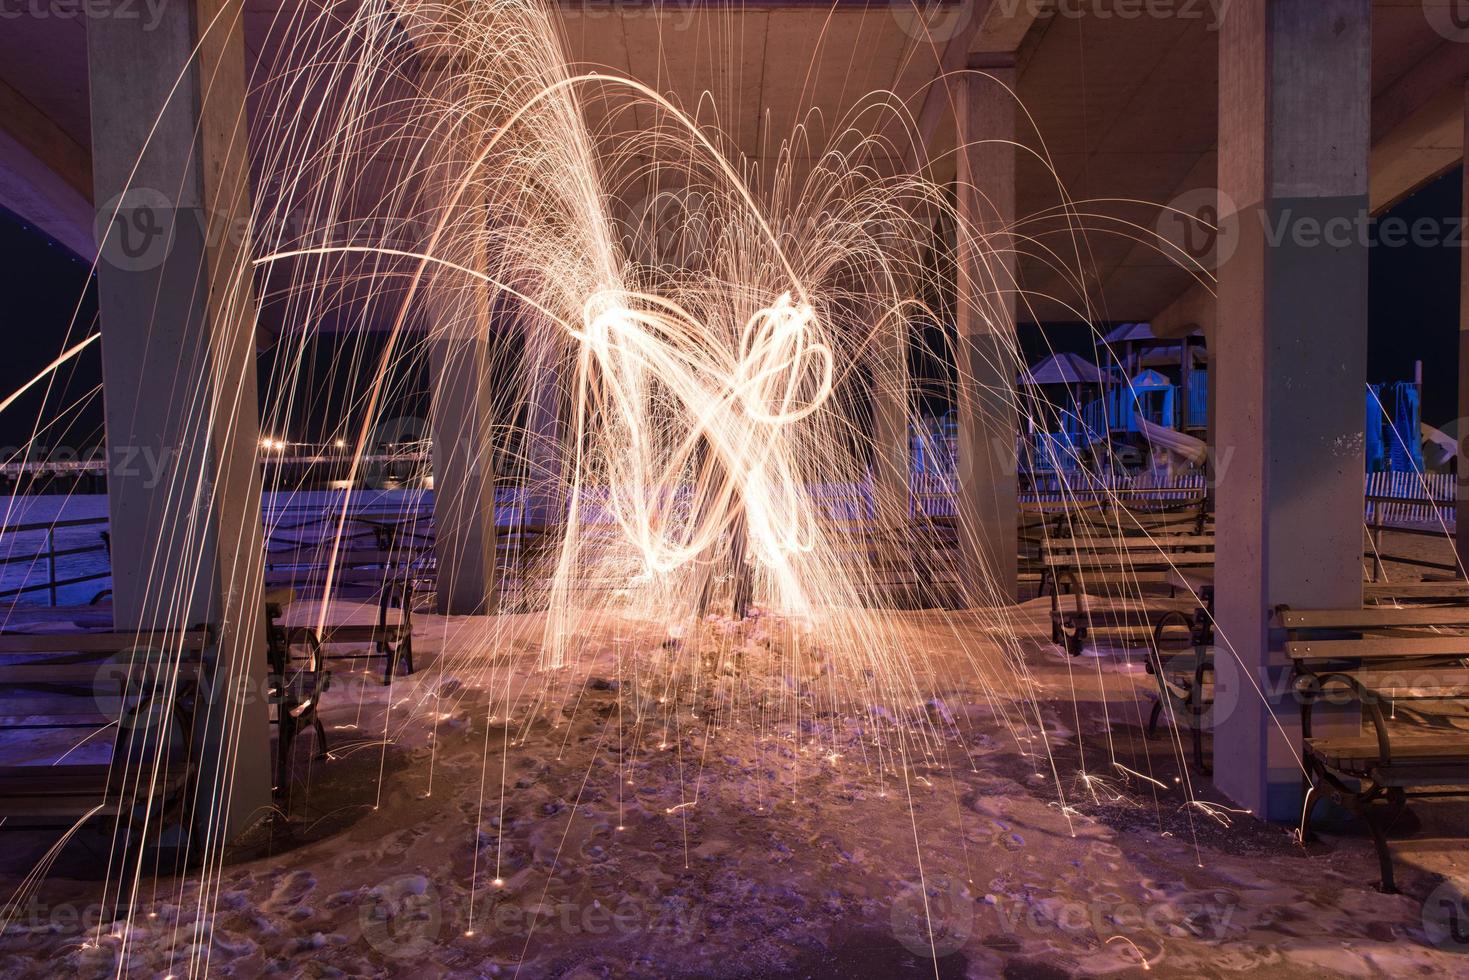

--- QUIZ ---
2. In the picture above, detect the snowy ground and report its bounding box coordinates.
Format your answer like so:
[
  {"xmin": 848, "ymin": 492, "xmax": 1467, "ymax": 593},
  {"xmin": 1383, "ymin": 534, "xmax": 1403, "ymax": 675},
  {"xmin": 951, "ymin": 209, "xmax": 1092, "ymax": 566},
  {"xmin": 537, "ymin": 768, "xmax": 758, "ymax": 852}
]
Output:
[{"xmin": 2, "ymin": 576, "xmax": 1468, "ymax": 980}]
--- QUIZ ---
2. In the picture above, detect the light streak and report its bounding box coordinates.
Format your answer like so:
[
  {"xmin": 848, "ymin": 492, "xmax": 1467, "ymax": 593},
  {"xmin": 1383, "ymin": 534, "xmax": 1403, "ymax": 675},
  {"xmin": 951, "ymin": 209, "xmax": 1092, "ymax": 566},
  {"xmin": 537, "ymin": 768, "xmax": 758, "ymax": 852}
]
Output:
[{"xmin": 0, "ymin": 332, "xmax": 100, "ymax": 417}]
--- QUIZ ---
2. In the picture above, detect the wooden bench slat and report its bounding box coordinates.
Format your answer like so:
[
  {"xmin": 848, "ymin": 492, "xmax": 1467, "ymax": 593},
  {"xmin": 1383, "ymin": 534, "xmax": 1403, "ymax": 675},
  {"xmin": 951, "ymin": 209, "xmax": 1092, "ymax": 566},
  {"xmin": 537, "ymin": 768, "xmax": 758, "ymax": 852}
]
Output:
[
  {"xmin": 1365, "ymin": 582, "xmax": 1469, "ymax": 602},
  {"xmin": 0, "ymin": 662, "xmax": 201, "ymax": 685},
  {"xmin": 1280, "ymin": 608, "xmax": 1469, "ymax": 629},
  {"xmin": 1167, "ymin": 568, "xmax": 1214, "ymax": 589},
  {"xmin": 1374, "ymin": 764, "xmax": 1469, "ymax": 788},
  {"xmin": 1052, "ymin": 571, "xmax": 1177, "ymax": 589},
  {"xmin": 1046, "ymin": 554, "xmax": 1215, "ymax": 570},
  {"xmin": 1307, "ymin": 733, "xmax": 1469, "ymax": 769},
  {"xmin": 1042, "ymin": 547, "xmax": 1215, "ymax": 559},
  {"xmin": 0, "ymin": 696, "xmax": 159, "ymax": 716},
  {"xmin": 0, "ymin": 631, "xmax": 210, "ymax": 654},
  {"xmin": 316, "ymin": 625, "xmax": 406, "ymax": 643},
  {"xmin": 265, "ymin": 571, "xmax": 400, "ymax": 589},
  {"xmin": 0, "ymin": 768, "xmax": 190, "ymax": 817},
  {"xmin": 1287, "ymin": 637, "xmax": 1469, "ymax": 660},
  {"xmin": 1042, "ymin": 534, "xmax": 1215, "ymax": 549},
  {"xmin": 1330, "ymin": 669, "xmax": 1469, "ymax": 699},
  {"xmin": 265, "ymin": 548, "xmax": 428, "ymax": 565},
  {"xmin": 0, "ymin": 604, "xmax": 114, "ymax": 626}
]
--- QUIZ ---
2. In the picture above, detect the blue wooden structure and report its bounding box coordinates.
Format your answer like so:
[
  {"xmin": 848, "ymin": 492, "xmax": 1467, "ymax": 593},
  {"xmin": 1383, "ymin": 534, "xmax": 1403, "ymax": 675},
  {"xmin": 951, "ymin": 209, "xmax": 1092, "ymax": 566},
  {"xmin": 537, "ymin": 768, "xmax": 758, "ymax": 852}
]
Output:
[
  {"xmin": 1096, "ymin": 322, "xmax": 1207, "ymax": 434},
  {"xmin": 1366, "ymin": 381, "xmax": 1423, "ymax": 474},
  {"xmin": 915, "ymin": 325, "xmax": 1426, "ymax": 479},
  {"xmin": 1018, "ymin": 353, "xmax": 1108, "ymax": 472}
]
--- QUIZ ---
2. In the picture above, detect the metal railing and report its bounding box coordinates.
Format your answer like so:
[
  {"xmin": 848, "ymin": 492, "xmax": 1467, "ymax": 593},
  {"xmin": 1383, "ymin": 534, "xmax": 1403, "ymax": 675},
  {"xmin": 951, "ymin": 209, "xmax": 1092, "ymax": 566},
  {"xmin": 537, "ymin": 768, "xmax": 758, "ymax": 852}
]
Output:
[
  {"xmin": 0, "ymin": 474, "xmax": 1462, "ymax": 607},
  {"xmin": 0, "ymin": 516, "xmax": 112, "ymax": 606}
]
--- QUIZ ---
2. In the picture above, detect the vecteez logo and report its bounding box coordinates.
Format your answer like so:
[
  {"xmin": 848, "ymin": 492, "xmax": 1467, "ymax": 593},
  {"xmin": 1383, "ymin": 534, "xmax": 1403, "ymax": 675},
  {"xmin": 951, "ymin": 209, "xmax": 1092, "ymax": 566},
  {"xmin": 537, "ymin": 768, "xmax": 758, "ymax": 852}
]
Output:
[
  {"xmin": 1425, "ymin": 0, "xmax": 1469, "ymax": 42},
  {"xmin": 95, "ymin": 188, "xmax": 177, "ymax": 273}
]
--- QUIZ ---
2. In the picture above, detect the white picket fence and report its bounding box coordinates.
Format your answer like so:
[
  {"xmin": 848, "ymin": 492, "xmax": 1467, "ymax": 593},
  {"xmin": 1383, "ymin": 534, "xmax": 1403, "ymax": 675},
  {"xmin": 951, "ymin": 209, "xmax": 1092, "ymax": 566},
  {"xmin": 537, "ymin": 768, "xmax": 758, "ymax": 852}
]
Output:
[
  {"xmin": 912, "ymin": 471, "xmax": 1209, "ymax": 519},
  {"xmin": 909, "ymin": 469, "xmax": 1457, "ymax": 528},
  {"xmin": 1364, "ymin": 470, "xmax": 1455, "ymax": 528}
]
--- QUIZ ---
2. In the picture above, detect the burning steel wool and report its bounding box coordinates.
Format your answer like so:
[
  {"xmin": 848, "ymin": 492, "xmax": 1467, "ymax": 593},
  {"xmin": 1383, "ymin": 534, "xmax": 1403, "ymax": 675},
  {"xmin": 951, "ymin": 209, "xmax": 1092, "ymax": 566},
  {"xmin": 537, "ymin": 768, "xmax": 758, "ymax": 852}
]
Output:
[{"xmin": 246, "ymin": 0, "xmax": 1032, "ymax": 712}]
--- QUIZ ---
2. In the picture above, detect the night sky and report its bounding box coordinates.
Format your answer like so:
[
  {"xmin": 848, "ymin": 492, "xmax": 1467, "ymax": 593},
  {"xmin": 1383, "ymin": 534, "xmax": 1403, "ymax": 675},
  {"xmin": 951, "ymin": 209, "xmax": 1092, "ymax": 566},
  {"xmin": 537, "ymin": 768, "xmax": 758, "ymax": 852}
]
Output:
[{"xmin": 0, "ymin": 169, "xmax": 1464, "ymax": 451}]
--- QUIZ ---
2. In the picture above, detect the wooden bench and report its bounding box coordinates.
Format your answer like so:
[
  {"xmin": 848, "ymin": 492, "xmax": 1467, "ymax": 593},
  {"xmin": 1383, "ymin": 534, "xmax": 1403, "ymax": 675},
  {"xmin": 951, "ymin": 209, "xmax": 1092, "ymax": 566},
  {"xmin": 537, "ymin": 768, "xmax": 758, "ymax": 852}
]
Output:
[
  {"xmin": 1144, "ymin": 640, "xmax": 1215, "ymax": 772},
  {"xmin": 1140, "ymin": 578, "xmax": 1468, "ymax": 774},
  {"xmin": 261, "ymin": 588, "xmax": 331, "ymax": 793},
  {"xmin": 263, "ymin": 546, "xmax": 419, "ymax": 683},
  {"xmin": 1040, "ymin": 534, "xmax": 1215, "ymax": 656},
  {"xmin": 1045, "ymin": 497, "xmax": 1213, "ymax": 537},
  {"xmin": 1280, "ymin": 604, "xmax": 1469, "ymax": 893},
  {"xmin": 2, "ymin": 592, "xmax": 330, "ymax": 795},
  {"xmin": 0, "ymin": 629, "xmax": 211, "ymax": 843}
]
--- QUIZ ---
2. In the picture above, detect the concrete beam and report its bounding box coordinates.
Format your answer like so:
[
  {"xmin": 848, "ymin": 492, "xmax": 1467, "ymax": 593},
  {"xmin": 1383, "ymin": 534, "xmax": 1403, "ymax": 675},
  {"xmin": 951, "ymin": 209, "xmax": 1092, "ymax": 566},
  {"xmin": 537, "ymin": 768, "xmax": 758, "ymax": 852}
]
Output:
[
  {"xmin": 972, "ymin": 0, "xmax": 1048, "ymax": 54},
  {"xmin": 1364, "ymin": 32, "xmax": 1469, "ymax": 212},
  {"xmin": 1155, "ymin": 23, "xmax": 1461, "ymax": 334},
  {"xmin": 1212, "ymin": 0, "xmax": 1369, "ymax": 821},
  {"xmin": 0, "ymin": 76, "xmax": 91, "ymax": 199},
  {"xmin": 904, "ymin": 0, "xmax": 1048, "ymax": 176},
  {"xmin": 1149, "ymin": 280, "xmax": 1215, "ymax": 341},
  {"xmin": 88, "ymin": 0, "xmax": 274, "ymax": 842},
  {"xmin": 1371, "ymin": 83, "xmax": 1463, "ymax": 213},
  {"xmin": 0, "ymin": 77, "xmax": 94, "ymax": 257},
  {"xmin": 954, "ymin": 57, "xmax": 1019, "ymax": 605}
]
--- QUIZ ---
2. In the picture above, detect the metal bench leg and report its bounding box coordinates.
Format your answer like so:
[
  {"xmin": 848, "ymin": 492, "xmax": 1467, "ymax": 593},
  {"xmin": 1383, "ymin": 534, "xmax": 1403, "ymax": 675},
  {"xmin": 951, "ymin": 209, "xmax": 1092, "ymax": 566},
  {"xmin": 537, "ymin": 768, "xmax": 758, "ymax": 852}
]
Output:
[
  {"xmin": 1191, "ymin": 655, "xmax": 1212, "ymax": 774},
  {"xmin": 276, "ymin": 714, "xmax": 296, "ymax": 795},
  {"xmin": 1064, "ymin": 619, "xmax": 1086, "ymax": 657},
  {"xmin": 1146, "ymin": 697, "xmax": 1163, "ymax": 736},
  {"xmin": 312, "ymin": 714, "xmax": 329, "ymax": 759},
  {"xmin": 399, "ymin": 634, "xmax": 415, "ymax": 676},
  {"xmin": 383, "ymin": 635, "xmax": 414, "ymax": 684},
  {"xmin": 1299, "ymin": 781, "xmax": 1322, "ymax": 843},
  {"xmin": 1049, "ymin": 577, "xmax": 1064, "ymax": 644},
  {"xmin": 1365, "ymin": 805, "xmax": 1399, "ymax": 894}
]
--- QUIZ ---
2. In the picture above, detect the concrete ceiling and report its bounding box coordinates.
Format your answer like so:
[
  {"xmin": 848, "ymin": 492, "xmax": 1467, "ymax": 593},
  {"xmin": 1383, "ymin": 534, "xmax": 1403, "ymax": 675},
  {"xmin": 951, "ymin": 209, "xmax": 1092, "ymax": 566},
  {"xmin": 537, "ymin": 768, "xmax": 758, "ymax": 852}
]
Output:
[{"xmin": 0, "ymin": 0, "xmax": 1465, "ymax": 330}]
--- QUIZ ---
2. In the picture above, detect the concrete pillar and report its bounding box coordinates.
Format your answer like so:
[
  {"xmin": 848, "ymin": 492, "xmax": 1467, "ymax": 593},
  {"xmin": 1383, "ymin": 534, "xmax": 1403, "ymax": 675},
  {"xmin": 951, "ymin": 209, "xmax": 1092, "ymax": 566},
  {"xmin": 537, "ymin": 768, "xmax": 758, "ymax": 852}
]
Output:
[
  {"xmin": 420, "ymin": 59, "xmax": 500, "ymax": 616},
  {"xmin": 954, "ymin": 56, "xmax": 1019, "ymax": 603},
  {"xmin": 871, "ymin": 303, "xmax": 911, "ymax": 525},
  {"xmin": 523, "ymin": 340, "xmax": 566, "ymax": 526},
  {"xmin": 429, "ymin": 332, "xmax": 500, "ymax": 615},
  {"xmin": 1213, "ymin": 0, "xmax": 1369, "ymax": 820},
  {"xmin": 1204, "ymin": 320, "xmax": 1218, "ymax": 512},
  {"xmin": 1457, "ymin": 82, "xmax": 1469, "ymax": 572},
  {"xmin": 87, "ymin": 0, "xmax": 273, "ymax": 840}
]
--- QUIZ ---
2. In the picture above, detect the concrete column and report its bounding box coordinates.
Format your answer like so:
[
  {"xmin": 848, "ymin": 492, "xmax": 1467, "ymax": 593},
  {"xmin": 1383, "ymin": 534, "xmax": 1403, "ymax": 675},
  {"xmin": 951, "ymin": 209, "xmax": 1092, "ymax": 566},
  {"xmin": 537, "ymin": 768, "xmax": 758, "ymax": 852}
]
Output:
[
  {"xmin": 954, "ymin": 56, "xmax": 1019, "ymax": 603},
  {"xmin": 1213, "ymin": 0, "xmax": 1369, "ymax": 820},
  {"xmin": 1204, "ymin": 320, "xmax": 1218, "ymax": 512},
  {"xmin": 1457, "ymin": 82, "xmax": 1469, "ymax": 572},
  {"xmin": 87, "ymin": 0, "xmax": 272, "ymax": 840},
  {"xmin": 523, "ymin": 339, "xmax": 566, "ymax": 526},
  {"xmin": 871, "ymin": 303, "xmax": 911, "ymax": 525},
  {"xmin": 420, "ymin": 60, "xmax": 500, "ymax": 616},
  {"xmin": 429, "ymin": 331, "xmax": 500, "ymax": 615}
]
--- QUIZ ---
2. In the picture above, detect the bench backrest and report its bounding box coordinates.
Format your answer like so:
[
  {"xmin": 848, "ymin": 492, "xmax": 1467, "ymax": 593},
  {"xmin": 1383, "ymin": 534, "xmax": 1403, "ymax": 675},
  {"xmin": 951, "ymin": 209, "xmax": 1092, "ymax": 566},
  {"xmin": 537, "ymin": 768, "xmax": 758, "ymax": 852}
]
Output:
[
  {"xmin": 0, "ymin": 629, "xmax": 211, "ymax": 719},
  {"xmin": 0, "ymin": 629, "xmax": 211, "ymax": 656},
  {"xmin": 1041, "ymin": 536, "xmax": 1215, "ymax": 569},
  {"xmin": 1277, "ymin": 605, "xmax": 1469, "ymax": 666}
]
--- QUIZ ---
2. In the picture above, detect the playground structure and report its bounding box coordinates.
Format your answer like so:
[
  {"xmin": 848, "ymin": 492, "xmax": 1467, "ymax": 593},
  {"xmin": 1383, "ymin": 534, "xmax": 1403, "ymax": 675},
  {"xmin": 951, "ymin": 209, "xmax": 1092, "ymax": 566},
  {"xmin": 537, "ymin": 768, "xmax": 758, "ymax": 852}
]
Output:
[{"xmin": 1005, "ymin": 326, "xmax": 1428, "ymax": 480}]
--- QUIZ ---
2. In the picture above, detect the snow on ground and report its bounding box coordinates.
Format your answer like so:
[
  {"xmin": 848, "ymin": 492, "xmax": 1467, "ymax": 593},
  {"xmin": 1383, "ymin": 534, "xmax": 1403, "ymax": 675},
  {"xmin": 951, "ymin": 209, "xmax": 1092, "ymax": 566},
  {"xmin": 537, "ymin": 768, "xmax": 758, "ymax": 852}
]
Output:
[{"xmin": 1, "ymin": 587, "xmax": 1468, "ymax": 978}]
